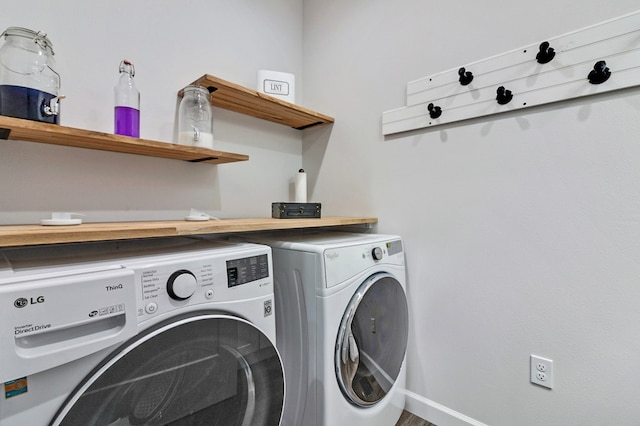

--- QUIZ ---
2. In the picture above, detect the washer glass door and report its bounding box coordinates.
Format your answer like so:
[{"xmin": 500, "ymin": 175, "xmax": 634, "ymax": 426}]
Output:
[
  {"xmin": 335, "ymin": 273, "xmax": 408, "ymax": 407},
  {"xmin": 50, "ymin": 312, "xmax": 284, "ymax": 426}
]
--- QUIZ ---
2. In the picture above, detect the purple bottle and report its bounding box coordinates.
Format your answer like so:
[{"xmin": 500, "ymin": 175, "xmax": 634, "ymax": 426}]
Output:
[{"xmin": 114, "ymin": 60, "xmax": 140, "ymax": 137}]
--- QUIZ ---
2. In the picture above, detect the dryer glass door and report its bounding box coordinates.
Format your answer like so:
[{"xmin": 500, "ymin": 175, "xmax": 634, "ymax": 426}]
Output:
[
  {"xmin": 335, "ymin": 273, "xmax": 408, "ymax": 407},
  {"xmin": 50, "ymin": 312, "xmax": 284, "ymax": 426}
]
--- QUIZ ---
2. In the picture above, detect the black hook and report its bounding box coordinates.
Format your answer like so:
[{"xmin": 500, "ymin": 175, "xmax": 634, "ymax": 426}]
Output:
[
  {"xmin": 458, "ymin": 67, "xmax": 474, "ymax": 86},
  {"xmin": 588, "ymin": 60, "xmax": 611, "ymax": 84},
  {"xmin": 427, "ymin": 103, "xmax": 442, "ymax": 119},
  {"xmin": 536, "ymin": 41, "xmax": 555, "ymax": 64},
  {"xmin": 496, "ymin": 86, "xmax": 513, "ymax": 105}
]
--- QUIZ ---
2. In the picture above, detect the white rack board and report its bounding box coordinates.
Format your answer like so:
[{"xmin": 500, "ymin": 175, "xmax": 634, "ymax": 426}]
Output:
[{"xmin": 382, "ymin": 10, "xmax": 640, "ymax": 136}]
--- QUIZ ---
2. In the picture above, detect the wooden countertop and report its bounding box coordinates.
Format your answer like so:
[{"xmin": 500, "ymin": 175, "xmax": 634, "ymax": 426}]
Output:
[{"xmin": 0, "ymin": 217, "xmax": 378, "ymax": 247}]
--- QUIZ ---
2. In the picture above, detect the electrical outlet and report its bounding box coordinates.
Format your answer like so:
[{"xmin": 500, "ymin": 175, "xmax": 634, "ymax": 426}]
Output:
[{"xmin": 531, "ymin": 355, "xmax": 554, "ymax": 389}]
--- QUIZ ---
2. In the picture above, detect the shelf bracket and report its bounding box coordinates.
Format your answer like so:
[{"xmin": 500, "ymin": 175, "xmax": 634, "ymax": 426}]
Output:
[
  {"xmin": 295, "ymin": 121, "xmax": 324, "ymax": 130},
  {"xmin": 189, "ymin": 156, "xmax": 219, "ymax": 163},
  {"xmin": 0, "ymin": 127, "xmax": 11, "ymax": 140}
]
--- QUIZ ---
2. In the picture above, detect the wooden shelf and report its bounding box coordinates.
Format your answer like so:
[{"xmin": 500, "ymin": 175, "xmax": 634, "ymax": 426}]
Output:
[
  {"xmin": 0, "ymin": 116, "xmax": 249, "ymax": 164},
  {"xmin": 0, "ymin": 217, "xmax": 378, "ymax": 247},
  {"xmin": 185, "ymin": 74, "xmax": 334, "ymax": 130},
  {"xmin": 0, "ymin": 77, "xmax": 345, "ymax": 248}
]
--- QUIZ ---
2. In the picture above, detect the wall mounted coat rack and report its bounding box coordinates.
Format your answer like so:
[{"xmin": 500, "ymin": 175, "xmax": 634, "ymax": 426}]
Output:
[{"xmin": 382, "ymin": 10, "xmax": 640, "ymax": 136}]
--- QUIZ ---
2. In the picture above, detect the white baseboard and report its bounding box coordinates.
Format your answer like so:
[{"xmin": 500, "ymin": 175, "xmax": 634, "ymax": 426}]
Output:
[{"xmin": 403, "ymin": 390, "xmax": 489, "ymax": 426}]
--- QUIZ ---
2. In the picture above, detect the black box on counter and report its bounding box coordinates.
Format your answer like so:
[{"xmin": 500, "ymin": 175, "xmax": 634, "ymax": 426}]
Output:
[{"xmin": 272, "ymin": 202, "xmax": 321, "ymax": 219}]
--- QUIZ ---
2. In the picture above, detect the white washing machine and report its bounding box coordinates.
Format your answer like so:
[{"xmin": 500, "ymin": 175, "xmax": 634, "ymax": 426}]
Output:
[
  {"xmin": 0, "ymin": 237, "xmax": 285, "ymax": 425},
  {"xmin": 246, "ymin": 231, "xmax": 408, "ymax": 426}
]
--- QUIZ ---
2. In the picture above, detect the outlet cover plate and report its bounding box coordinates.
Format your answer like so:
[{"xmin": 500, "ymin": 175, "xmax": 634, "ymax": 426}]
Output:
[{"xmin": 531, "ymin": 355, "xmax": 554, "ymax": 389}]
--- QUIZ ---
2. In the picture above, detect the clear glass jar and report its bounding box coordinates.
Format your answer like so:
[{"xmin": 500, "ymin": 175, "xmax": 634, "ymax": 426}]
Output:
[
  {"xmin": 0, "ymin": 27, "xmax": 63, "ymax": 124},
  {"xmin": 178, "ymin": 85, "xmax": 213, "ymax": 148}
]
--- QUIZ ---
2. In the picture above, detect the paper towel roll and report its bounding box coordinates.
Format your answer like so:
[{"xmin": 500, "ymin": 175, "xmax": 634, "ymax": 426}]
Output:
[{"xmin": 294, "ymin": 169, "xmax": 307, "ymax": 202}]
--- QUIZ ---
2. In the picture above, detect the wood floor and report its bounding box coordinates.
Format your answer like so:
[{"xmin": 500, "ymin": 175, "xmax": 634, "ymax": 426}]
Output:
[{"xmin": 395, "ymin": 410, "xmax": 436, "ymax": 426}]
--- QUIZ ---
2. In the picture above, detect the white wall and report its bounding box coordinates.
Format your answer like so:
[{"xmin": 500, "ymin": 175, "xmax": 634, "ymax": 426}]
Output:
[
  {"xmin": 302, "ymin": 1, "xmax": 640, "ymax": 425},
  {"xmin": 4, "ymin": 2, "xmax": 640, "ymax": 425},
  {"xmin": 1, "ymin": 0, "xmax": 304, "ymax": 224}
]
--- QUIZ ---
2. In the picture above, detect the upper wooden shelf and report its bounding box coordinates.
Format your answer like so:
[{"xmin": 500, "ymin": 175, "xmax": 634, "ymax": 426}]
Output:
[
  {"xmin": 0, "ymin": 217, "xmax": 378, "ymax": 247},
  {"xmin": 0, "ymin": 116, "xmax": 248, "ymax": 164},
  {"xmin": 185, "ymin": 74, "xmax": 334, "ymax": 130}
]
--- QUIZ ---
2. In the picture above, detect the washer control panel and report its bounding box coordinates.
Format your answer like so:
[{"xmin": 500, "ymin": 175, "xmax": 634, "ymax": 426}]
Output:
[
  {"xmin": 226, "ymin": 254, "xmax": 269, "ymax": 288},
  {"xmin": 324, "ymin": 238, "xmax": 404, "ymax": 288},
  {"xmin": 140, "ymin": 259, "xmax": 214, "ymax": 309},
  {"xmin": 134, "ymin": 249, "xmax": 272, "ymax": 319}
]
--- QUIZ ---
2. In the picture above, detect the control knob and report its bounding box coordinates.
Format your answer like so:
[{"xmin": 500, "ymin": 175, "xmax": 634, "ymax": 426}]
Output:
[
  {"xmin": 167, "ymin": 270, "xmax": 197, "ymax": 300},
  {"xmin": 371, "ymin": 246, "xmax": 383, "ymax": 261}
]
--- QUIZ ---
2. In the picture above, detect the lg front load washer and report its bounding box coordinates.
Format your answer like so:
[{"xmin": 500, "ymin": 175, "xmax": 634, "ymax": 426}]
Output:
[
  {"xmin": 0, "ymin": 237, "xmax": 284, "ymax": 426},
  {"xmin": 246, "ymin": 231, "xmax": 408, "ymax": 426}
]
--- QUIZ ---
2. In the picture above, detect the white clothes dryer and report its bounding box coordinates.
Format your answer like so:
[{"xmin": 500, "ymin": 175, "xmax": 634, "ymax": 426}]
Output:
[
  {"xmin": 246, "ymin": 231, "xmax": 408, "ymax": 426},
  {"xmin": 0, "ymin": 237, "xmax": 284, "ymax": 426}
]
